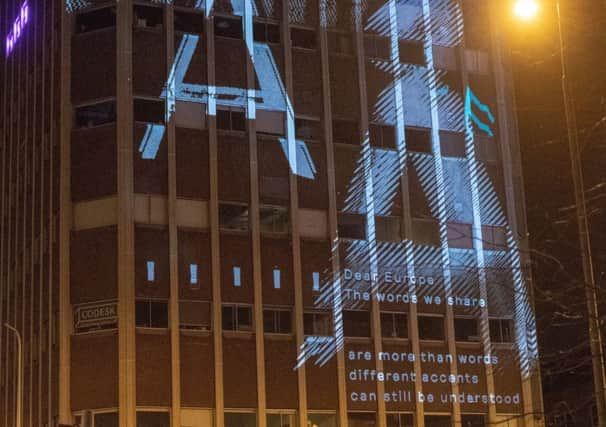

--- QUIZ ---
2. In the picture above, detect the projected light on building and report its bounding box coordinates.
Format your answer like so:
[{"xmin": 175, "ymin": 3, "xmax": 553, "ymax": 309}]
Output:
[{"xmin": 5, "ymin": 1, "xmax": 29, "ymax": 57}]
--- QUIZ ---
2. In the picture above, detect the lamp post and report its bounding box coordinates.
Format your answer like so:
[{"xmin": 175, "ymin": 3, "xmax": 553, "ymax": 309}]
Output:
[
  {"xmin": 513, "ymin": 0, "xmax": 606, "ymax": 424},
  {"xmin": 4, "ymin": 323, "xmax": 22, "ymax": 427}
]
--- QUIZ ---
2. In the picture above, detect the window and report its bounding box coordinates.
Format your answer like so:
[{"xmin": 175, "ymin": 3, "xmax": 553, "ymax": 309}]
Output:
[
  {"xmin": 219, "ymin": 203, "xmax": 249, "ymax": 231},
  {"xmin": 259, "ymin": 205, "xmax": 289, "ymax": 234},
  {"xmin": 134, "ymin": 98, "xmax": 165, "ymax": 123},
  {"xmin": 180, "ymin": 300, "xmax": 211, "ymax": 331},
  {"xmin": 295, "ymin": 117, "xmax": 322, "ymax": 140},
  {"xmin": 406, "ymin": 127, "xmax": 432, "ymax": 154},
  {"xmin": 304, "ymin": 311, "xmax": 332, "ymax": 336},
  {"xmin": 370, "ymin": 123, "xmax": 396, "ymax": 149},
  {"xmin": 418, "ymin": 315, "xmax": 444, "ymax": 341},
  {"xmin": 263, "ymin": 309, "xmax": 292, "ymax": 334},
  {"xmin": 454, "ymin": 317, "xmax": 479, "ymax": 342},
  {"xmin": 440, "ymin": 131, "xmax": 466, "ymax": 158},
  {"xmin": 75, "ymin": 7, "xmax": 116, "ymax": 34},
  {"xmin": 328, "ymin": 31, "xmax": 354, "ymax": 55},
  {"xmin": 222, "ymin": 304, "xmax": 253, "ymax": 331},
  {"xmin": 375, "ymin": 216, "xmax": 402, "ymax": 242},
  {"xmin": 225, "ymin": 413, "xmax": 256, "ymax": 427},
  {"xmin": 74, "ymin": 100, "xmax": 116, "ymax": 128},
  {"xmin": 308, "ymin": 414, "xmax": 336, "ymax": 427},
  {"xmin": 381, "ymin": 312, "xmax": 407, "ymax": 339},
  {"xmin": 215, "ymin": 16, "xmax": 243, "ymax": 39},
  {"xmin": 217, "ymin": 108, "xmax": 246, "ymax": 131},
  {"xmin": 291, "ymin": 27, "xmax": 316, "ymax": 49},
  {"xmin": 424, "ymin": 416, "xmax": 451, "ymax": 427},
  {"xmin": 338, "ymin": 213, "xmax": 366, "ymax": 240},
  {"xmin": 267, "ymin": 414, "xmax": 295, "ymax": 427},
  {"xmin": 343, "ymin": 310, "xmax": 371, "ymax": 337},
  {"xmin": 447, "ymin": 222, "xmax": 474, "ymax": 249},
  {"xmin": 482, "ymin": 225, "xmax": 507, "ymax": 250},
  {"xmin": 333, "ymin": 118, "xmax": 359, "ymax": 145},
  {"xmin": 254, "ymin": 21, "xmax": 281, "ymax": 44},
  {"xmin": 135, "ymin": 300, "xmax": 169, "ymax": 328},
  {"xmin": 490, "ymin": 318, "xmax": 513, "ymax": 343},
  {"xmin": 175, "ymin": 11, "xmax": 203, "ymax": 34},
  {"xmin": 461, "ymin": 414, "xmax": 485, "ymax": 427},
  {"xmin": 188, "ymin": 264, "xmax": 199, "ymax": 288},
  {"xmin": 146, "ymin": 260, "xmax": 156, "ymax": 283},
  {"xmin": 410, "ymin": 218, "xmax": 440, "ymax": 246},
  {"xmin": 95, "ymin": 412, "xmax": 119, "ymax": 427},
  {"xmin": 399, "ymin": 40, "xmax": 425, "ymax": 65},
  {"xmin": 133, "ymin": 5, "xmax": 164, "ymax": 29},
  {"xmin": 137, "ymin": 411, "xmax": 170, "ymax": 427},
  {"xmin": 386, "ymin": 414, "xmax": 413, "ymax": 427},
  {"xmin": 176, "ymin": 101, "xmax": 206, "ymax": 129},
  {"xmin": 348, "ymin": 413, "xmax": 375, "ymax": 427},
  {"xmin": 364, "ymin": 34, "xmax": 390, "ymax": 60}
]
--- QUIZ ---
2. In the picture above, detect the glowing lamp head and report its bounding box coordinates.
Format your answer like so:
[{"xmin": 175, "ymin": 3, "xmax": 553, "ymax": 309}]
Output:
[{"xmin": 514, "ymin": 0, "xmax": 540, "ymax": 21}]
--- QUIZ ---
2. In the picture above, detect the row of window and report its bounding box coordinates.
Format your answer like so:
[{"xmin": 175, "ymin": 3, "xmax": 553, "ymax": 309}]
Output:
[
  {"xmin": 74, "ymin": 409, "xmax": 488, "ymax": 427},
  {"xmin": 130, "ymin": 300, "xmax": 513, "ymax": 343}
]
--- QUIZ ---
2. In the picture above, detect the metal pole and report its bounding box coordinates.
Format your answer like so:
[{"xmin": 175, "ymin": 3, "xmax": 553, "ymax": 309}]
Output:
[
  {"xmin": 556, "ymin": 0, "xmax": 606, "ymax": 423},
  {"xmin": 4, "ymin": 323, "xmax": 22, "ymax": 427}
]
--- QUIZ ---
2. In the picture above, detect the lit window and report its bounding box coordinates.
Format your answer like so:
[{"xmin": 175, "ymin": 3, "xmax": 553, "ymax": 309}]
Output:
[
  {"xmin": 189, "ymin": 263, "xmax": 199, "ymax": 287},
  {"xmin": 263, "ymin": 309, "xmax": 292, "ymax": 334},
  {"xmin": 222, "ymin": 304, "xmax": 253, "ymax": 332},
  {"xmin": 312, "ymin": 271, "xmax": 320, "ymax": 291},
  {"xmin": 233, "ymin": 266, "xmax": 241, "ymax": 287},
  {"xmin": 146, "ymin": 261, "xmax": 155, "ymax": 283},
  {"xmin": 273, "ymin": 269, "xmax": 281, "ymax": 289}
]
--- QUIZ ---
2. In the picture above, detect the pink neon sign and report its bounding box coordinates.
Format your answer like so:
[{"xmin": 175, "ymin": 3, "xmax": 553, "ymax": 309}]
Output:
[{"xmin": 5, "ymin": 1, "xmax": 29, "ymax": 57}]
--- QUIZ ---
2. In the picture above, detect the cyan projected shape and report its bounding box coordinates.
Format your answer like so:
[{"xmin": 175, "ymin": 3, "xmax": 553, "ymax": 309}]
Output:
[{"xmin": 465, "ymin": 86, "xmax": 496, "ymax": 137}]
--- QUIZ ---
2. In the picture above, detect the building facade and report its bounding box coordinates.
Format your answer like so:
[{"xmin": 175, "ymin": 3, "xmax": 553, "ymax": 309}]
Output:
[{"xmin": 0, "ymin": 0, "xmax": 544, "ymax": 427}]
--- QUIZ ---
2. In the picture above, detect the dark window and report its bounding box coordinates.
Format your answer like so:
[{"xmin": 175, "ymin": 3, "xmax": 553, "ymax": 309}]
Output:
[
  {"xmin": 399, "ymin": 40, "xmax": 425, "ymax": 65},
  {"xmin": 295, "ymin": 117, "xmax": 322, "ymax": 140},
  {"xmin": 327, "ymin": 31, "xmax": 354, "ymax": 55},
  {"xmin": 74, "ymin": 100, "xmax": 116, "ymax": 128},
  {"xmin": 75, "ymin": 7, "xmax": 116, "ymax": 34},
  {"xmin": 175, "ymin": 11, "xmax": 203, "ymax": 34},
  {"xmin": 180, "ymin": 301, "xmax": 211, "ymax": 331},
  {"xmin": 406, "ymin": 127, "xmax": 432, "ymax": 153},
  {"xmin": 348, "ymin": 413, "xmax": 375, "ymax": 427},
  {"xmin": 424, "ymin": 416, "xmax": 451, "ymax": 427},
  {"xmin": 333, "ymin": 118, "xmax": 359, "ymax": 145},
  {"xmin": 137, "ymin": 412, "xmax": 170, "ymax": 427},
  {"xmin": 447, "ymin": 222, "xmax": 474, "ymax": 249},
  {"xmin": 222, "ymin": 304, "xmax": 253, "ymax": 331},
  {"xmin": 225, "ymin": 413, "xmax": 256, "ymax": 427},
  {"xmin": 454, "ymin": 317, "xmax": 479, "ymax": 342},
  {"xmin": 386, "ymin": 414, "xmax": 413, "ymax": 427},
  {"xmin": 95, "ymin": 412, "xmax": 119, "ymax": 427},
  {"xmin": 215, "ymin": 16, "xmax": 243, "ymax": 39},
  {"xmin": 364, "ymin": 34, "xmax": 390, "ymax": 60},
  {"xmin": 490, "ymin": 318, "xmax": 513, "ymax": 343},
  {"xmin": 134, "ymin": 98, "xmax": 165, "ymax": 123},
  {"xmin": 133, "ymin": 5, "xmax": 164, "ymax": 29},
  {"xmin": 217, "ymin": 109, "xmax": 246, "ymax": 131},
  {"xmin": 440, "ymin": 130, "xmax": 466, "ymax": 157},
  {"xmin": 219, "ymin": 203, "xmax": 250, "ymax": 231},
  {"xmin": 461, "ymin": 414, "xmax": 485, "ymax": 427},
  {"xmin": 135, "ymin": 300, "xmax": 169, "ymax": 328},
  {"xmin": 343, "ymin": 310, "xmax": 371, "ymax": 337},
  {"xmin": 338, "ymin": 213, "xmax": 366, "ymax": 240},
  {"xmin": 370, "ymin": 123, "xmax": 396, "ymax": 149},
  {"xmin": 259, "ymin": 205, "xmax": 290, "ymax": 234},
  {"xmin": 418, "ymin": 315, "xmax": 444, "ymax": 341},
  {"xmin": 410, "ymin": 218, "xmax": 440, "ymax": 246},
  {"xmin": 380, "ymin": 312, "xmax": 407, "ymax": 339},
  {"xmin": 291, "ymin": 27, "xmax": 316, "ymax": 49},
  {"xmin": 482, "ymin": 225, "xmax": 507, "ymax": 250},
  {"xmin": 254, "ymin": 21, "xmax": 281, "ymax": 44},
  {"xmin": 375, "ymin": 216, "xmax": 402, "ymax": 242},
  {"xmin": 304, "ymin": 312, "xmax": 332, "ymax": 336},
  {"xmin": 263, "ymin": 309, "xmax": 292, "ymax": 334}
]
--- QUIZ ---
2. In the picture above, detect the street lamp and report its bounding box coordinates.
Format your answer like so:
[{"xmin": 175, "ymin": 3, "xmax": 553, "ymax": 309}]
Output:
[
  {"xmin": 4, "ymin": 323, "xmax": 22, "ymax": 427},
  {"xmin": 513, "ymin": 0, "xmax": 606, "ymax": 424}
]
